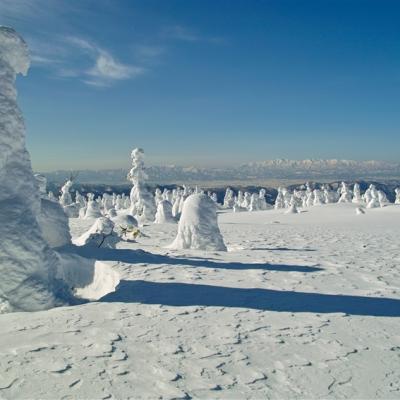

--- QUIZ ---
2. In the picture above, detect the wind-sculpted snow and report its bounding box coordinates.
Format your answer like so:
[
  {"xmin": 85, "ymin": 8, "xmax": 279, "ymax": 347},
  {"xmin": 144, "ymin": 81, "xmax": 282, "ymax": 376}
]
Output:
[
  {"xmin": 0, "ymin": 203, "xmax": 399, "ymax": 398},
  {"xmin": 0, "ymin": 27, "xmax": 70, "ymax": 312}
]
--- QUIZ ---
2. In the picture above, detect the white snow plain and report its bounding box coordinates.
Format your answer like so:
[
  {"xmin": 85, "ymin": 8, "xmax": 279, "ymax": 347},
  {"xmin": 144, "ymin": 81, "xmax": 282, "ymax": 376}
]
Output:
[{"xmin": 0, "ymin": 203, "xmax": 400, "ymax": 398}]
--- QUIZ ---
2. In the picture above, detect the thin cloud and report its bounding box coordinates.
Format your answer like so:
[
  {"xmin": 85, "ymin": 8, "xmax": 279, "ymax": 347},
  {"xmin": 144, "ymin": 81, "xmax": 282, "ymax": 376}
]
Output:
[
  {"xmin": 66, "ymin": 36, "xmax": 145, "ymax": 86},
  {"xmin": 164, "ymin": 25, "xmax": 225, "ymax": 44}
]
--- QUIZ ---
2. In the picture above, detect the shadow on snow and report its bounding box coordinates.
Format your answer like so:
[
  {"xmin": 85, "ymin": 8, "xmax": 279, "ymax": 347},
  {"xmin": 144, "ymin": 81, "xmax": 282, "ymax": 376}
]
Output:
[
  {"xmin": 67, "ymin": 245, "xmax": 322, "ymax": 273},
  {"xmin": 100, "ymin": 280, "xmax": 400, "ymax": 317}
]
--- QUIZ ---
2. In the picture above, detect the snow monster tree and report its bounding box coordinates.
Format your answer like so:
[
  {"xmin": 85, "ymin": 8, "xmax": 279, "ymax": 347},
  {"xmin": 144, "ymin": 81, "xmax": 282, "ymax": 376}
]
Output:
[{"xmin": 0, "ymin": 27, "xmax": 67, "ymax": 312}]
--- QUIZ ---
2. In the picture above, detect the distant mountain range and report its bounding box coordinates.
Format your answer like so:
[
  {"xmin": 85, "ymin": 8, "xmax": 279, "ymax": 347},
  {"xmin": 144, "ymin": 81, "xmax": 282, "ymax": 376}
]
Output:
[{"xmin": 41, "ymin": 159, "xmax": 400, "ymax": 185}]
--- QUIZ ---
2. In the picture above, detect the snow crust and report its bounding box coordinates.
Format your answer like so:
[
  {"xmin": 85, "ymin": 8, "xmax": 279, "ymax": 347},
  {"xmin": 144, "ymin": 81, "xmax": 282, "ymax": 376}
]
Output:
[{"xmin": 1, "ymin": 203, "xmax": 399, "ymax": 398}]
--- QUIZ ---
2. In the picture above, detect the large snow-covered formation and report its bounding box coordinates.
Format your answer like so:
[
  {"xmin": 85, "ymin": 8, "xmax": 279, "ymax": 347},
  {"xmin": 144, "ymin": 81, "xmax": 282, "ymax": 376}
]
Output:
[
  {"xmin": 0, "ymin": 27, "xmax": 68, "ymax": 312},
  {"xmin": 170, "ymin": 193, "xmax": 227, "ymax": 251},
  {"xmin": 127, "ymin": 148, "xmax": 156, "ymax": 223}
]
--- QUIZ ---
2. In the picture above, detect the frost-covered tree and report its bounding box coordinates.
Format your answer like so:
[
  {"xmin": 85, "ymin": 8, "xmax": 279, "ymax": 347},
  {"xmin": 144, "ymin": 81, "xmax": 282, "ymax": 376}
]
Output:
[
  {"xmin": 274, "ymin": 188, "xmax": 285, "ymax": 209},
  {"xmin": 366, "ymin": 185, "xmax": 380, "ymax": 209},
  {"xmin": 223, "ymin": 188, "xmax": 235, "ymax": 208},
  {"xmin": 169, "ymin": 194, "xmax": 226, "ymax": 251},
  {"xmin": 395, "ymin": 188, "xmax": 400, "ymax": 204},
  {"xmin": 378, "ymin": 190, "xmax": 389, "ymax": 207},
  {"xmin": 35, "ymin": 175, "xmax": 71, "ymax": 249},
  {"xmin": 313, "ymin": 189, "xmax": 324, "ymax": 206},
  {"xmin": 154, "ymin": 200, "xmax": 175, "ymax": 223},
  {"xmin": 75, "ymin": 191, "xmax": 86, "ymax": 208},
  {"xmin": 127, "ymin": 148, "xmax": 156, "ymax": 223},
  {"xmin": 285, "ymin": 196, "xmax": 299, "ymax": 214},
  {"xmin": 154, "ymin": 188, "xmax": 163, "ymax": 206},
  {"xmin": 84, "ymin": 193, "xmax": 103, "ymax": 219},
  {"xmin": 249, "ymin": 193, "xmax": 259, "ymax": 211},
  {"xmin": 338, "ymin": 182, "xmax": 352, "ymax": 203},
  {"xmin": 352, "ymin": 183, "xmax": 362, "ymax": 204},
  {"xmin": 0, "ymin": 27, "xmax": 70, "ymax": 312},
  {"xmin": 59, "ymin": 179, "xmax": 73, "ymax": 207},
  {"xmin": 305, "ymin": 190, "xmax": 314, "ymax": 207},
  {"xmin": 258, "ymin": 188, "xmax": 269, "ymax": 210}
]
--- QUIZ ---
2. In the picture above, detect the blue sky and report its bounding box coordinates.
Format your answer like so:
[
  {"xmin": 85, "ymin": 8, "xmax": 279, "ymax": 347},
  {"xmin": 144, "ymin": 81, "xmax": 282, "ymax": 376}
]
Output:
[{"xmin": 1, "ymin": 0, "xmax": 399, "ymax": 171}]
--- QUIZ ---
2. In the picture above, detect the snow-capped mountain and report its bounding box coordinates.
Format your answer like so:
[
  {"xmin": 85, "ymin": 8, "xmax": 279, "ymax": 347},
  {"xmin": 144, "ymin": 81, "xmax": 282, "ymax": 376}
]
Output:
[{"xmin": 41, "ymin": 159, "xmax": 400, "ymax": 184}]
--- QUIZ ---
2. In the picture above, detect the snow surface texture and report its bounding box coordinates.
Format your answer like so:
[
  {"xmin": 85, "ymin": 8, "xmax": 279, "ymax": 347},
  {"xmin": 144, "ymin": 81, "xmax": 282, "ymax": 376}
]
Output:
[
  {"xmin": 0, "ymin": 203, "xmax": 399, "ymax": 398},
  {"xmin": 0, "ymin": 27, "xmax": 68, "ymax": 312},
  {"xmin": 170, "ymin": 193, "xmax": 227, "ymax": 251}
]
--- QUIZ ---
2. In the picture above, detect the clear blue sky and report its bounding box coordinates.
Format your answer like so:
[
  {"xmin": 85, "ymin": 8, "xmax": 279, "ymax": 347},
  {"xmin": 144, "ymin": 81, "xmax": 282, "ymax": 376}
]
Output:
[{"xmin": 2, "ymin": 0, "xmax": 399, "ymax": 171}]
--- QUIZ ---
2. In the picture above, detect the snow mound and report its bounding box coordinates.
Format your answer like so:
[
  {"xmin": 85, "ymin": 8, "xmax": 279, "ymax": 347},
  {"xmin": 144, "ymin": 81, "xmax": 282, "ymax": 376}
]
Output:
[
  {"xmin": 169, "ymin": 194, "xmax": 227, "ymax": 251},
  {"xmin": 112, "ymin": 213, "xmax": 138, "ymax": 235},
  {"xmin": 74, "ymin": 217, "xmax": 119, "ymax": 248}
]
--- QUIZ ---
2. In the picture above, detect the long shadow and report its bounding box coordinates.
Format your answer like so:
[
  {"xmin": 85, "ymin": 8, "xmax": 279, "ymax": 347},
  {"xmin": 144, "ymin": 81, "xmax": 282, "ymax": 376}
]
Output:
[
  {"xmin": 64, "ymin": 245, "xmax": 322, "ymax": 273},
  {"xmin": 249, "ymin": 247, "xmax": 316, "ymax": 252},
  {"xmin": 100, "ymin": 280, "xmax": 400, "ymax": 317}
]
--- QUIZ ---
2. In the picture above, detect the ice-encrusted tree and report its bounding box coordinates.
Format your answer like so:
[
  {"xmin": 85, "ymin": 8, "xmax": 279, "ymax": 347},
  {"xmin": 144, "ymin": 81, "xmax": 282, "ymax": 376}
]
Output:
[
  {"xmin": 274, "ymin": 188, "xmax": 285, "ymax": 209},
  {"xmin": 366, "ymin": 185, "xmax": 380, "ymax": 209},
  {"xmin": 84, "ymin": 193, "xmax": 103, "ymax": 219},
  {"xmin": 313, "ymin": 189, "xmax": 324, "ymax": 206},
  {"xmin": 223, "ymin": 188, "xmax": 235, "ymax": 208},
  {"xmin": 395, "ymin": 188, "xmax": 400, "ymax": 204},
  {"xmin": 127, "ymin": 148, "xmax": 156, "ymax": 223},
  {"xmin": 59, "ymin": 179, "xmax": 73, "ymax": 207},
  {"xmin": 378, "ymin": 190, "xmax": 389, "ymax": 207},
  {"xmin": 338, "ymin": 182, "xmax": 352, "ymax": 203},
  {"xmin": 285, "ymin": 196, "xmax": 299, "ymax": 214},
  {"xmin": 170, "ymin": 194, "xmax": 227, "ymax": 251},
  {"xmin": 0, "ymin": 27, "xmax": 69, "ymax": 312},
  {"xmin": 35, "ymin": 175, "xmax": 71, "ymax": 249},
  {"xmin": 154, "ymin": 200, "xmax": 175, "ymax": 223},
  {"xmin": 258, "ymin": 188, "xmax": 269, "ymax": 210},
  {"xmin": 352, "ymin": 183, "xmax": 362, "ymax": 204}
]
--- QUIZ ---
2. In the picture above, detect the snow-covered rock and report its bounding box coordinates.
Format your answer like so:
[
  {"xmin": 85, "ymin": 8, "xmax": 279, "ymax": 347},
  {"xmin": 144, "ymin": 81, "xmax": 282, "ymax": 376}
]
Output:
[{"xmin": 169, "ymin": 194, "xmax": 227, "ymax": 251}]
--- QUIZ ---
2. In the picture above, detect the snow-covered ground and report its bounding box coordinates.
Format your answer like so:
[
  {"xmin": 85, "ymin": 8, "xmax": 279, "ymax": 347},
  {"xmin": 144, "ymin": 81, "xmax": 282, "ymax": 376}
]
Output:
[{"xmin": 1, "ymin": 203, "xmax": 400, "ymax": 399}]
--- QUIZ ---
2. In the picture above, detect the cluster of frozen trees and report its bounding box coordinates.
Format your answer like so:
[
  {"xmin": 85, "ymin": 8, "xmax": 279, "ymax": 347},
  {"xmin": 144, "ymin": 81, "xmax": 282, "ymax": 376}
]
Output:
[
  {"xmin": 223, "ymin": 188, "xmax": 271, "ymax": 212},
  {"xmin": 271, "ymin": 182, "xmax": 397, "ymax": 212}
]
